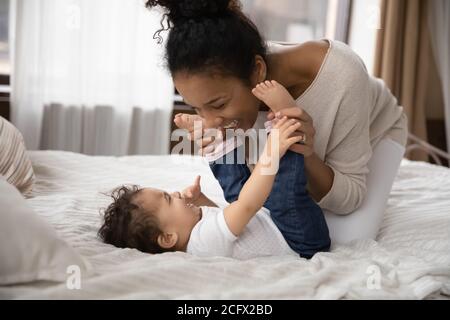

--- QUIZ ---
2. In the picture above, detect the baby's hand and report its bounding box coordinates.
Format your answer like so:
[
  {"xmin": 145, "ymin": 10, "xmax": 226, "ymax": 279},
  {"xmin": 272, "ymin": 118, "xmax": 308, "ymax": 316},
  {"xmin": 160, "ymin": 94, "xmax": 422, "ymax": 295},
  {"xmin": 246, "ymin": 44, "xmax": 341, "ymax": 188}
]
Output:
[
  {"xmin": 181, "ymin": 175, "xmax": 202, "ymax": 203},
  {"xmin": 267, "ymin": 117, "xmax": 303, "ymax": 158}
]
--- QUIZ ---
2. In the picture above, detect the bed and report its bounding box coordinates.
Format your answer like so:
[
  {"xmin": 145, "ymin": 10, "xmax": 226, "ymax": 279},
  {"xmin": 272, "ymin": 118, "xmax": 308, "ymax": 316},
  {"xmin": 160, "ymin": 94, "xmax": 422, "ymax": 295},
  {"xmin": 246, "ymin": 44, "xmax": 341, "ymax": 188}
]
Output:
[{"xmin": 1, "ymin": 150, "xmax": 449, "ymax": 299}]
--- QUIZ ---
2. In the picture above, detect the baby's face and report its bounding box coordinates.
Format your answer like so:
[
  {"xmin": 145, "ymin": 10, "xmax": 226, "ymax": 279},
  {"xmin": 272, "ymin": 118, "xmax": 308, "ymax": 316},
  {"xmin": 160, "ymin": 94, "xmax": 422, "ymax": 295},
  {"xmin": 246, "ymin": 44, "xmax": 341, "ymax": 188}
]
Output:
[{"xmin": 134, "ymin": 188, "xmax": 202, "ymax": 238}]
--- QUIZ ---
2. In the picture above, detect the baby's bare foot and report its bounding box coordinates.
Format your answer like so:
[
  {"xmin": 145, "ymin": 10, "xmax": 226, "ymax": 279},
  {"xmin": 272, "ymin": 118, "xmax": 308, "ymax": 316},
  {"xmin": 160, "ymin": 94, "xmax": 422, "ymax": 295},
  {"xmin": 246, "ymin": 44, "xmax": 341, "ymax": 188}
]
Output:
[
  {"xmin": 252, "ymin": 80, "xmax": 297, "ymax": 113},
  {"xmin": 174, "ymin": 113, "xmax": 202, "ymax": 130}
]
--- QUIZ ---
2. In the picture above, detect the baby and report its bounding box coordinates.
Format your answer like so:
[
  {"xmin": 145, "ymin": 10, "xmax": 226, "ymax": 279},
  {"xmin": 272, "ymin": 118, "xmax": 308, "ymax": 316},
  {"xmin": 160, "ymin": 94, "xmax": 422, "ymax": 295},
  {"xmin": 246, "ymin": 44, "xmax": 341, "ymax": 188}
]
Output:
[{"xmin": 99, "ymin": 82, "xmax": 330, "ymax": 259}]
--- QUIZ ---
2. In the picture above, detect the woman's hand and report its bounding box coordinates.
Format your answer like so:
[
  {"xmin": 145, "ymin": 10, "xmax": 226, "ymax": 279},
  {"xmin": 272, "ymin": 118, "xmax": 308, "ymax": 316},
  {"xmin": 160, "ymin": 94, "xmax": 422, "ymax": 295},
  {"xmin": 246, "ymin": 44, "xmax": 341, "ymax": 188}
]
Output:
[
  {"xmin": 266, "ymin": 117, "xmax": 303, "ymax": 159},
  {"xmin": 267, "ymin": 107, "xmax": 316, "ymax": 158},
  {"xmin": 174, "ymin": 113, "xmax": 221, "ymax": 156},
  {"xmin": 181, "ymin": 175, "xmax": 202, "ymax": 203}
]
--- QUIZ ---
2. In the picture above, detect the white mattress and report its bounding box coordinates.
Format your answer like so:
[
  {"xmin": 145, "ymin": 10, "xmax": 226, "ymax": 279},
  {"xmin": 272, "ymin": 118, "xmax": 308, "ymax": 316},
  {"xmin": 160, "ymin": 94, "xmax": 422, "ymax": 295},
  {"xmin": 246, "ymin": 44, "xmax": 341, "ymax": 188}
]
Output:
[{"xmin": 1, "ymin": 151, "xmax": 450, "ymax": 299}]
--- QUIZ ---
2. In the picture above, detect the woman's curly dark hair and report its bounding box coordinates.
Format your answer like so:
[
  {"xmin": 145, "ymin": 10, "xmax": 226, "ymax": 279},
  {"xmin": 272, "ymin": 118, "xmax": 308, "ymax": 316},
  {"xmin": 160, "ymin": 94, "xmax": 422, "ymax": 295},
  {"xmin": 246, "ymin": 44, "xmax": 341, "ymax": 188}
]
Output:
[
  {"xmin": 98, "ymin": 185, "xmax": 168, "ymax": 254},
  {"xmin": 146, "ymin": 0, "xmax": 267, "ymax": 86}
]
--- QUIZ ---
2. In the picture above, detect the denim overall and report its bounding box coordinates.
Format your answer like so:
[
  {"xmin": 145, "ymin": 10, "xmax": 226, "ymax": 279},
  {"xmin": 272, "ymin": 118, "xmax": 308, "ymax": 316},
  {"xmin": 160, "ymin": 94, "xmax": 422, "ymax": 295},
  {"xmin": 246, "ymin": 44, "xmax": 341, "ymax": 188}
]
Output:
[{"xmin": 209, "ymin": 145, "xmax": 331, "ymax": 259}]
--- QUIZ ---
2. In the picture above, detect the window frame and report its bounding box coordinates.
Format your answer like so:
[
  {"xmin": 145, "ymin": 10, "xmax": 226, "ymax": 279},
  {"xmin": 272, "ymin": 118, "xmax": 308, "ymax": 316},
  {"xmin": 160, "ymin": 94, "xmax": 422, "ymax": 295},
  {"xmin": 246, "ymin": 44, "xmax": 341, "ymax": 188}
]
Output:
[
  {"xmin": 326, "ymin": 0, "xmax": 353, "ymax": 43},
  {"xmin": 0, "ymin": 74, "xmax": 10, "ymax": 121}
]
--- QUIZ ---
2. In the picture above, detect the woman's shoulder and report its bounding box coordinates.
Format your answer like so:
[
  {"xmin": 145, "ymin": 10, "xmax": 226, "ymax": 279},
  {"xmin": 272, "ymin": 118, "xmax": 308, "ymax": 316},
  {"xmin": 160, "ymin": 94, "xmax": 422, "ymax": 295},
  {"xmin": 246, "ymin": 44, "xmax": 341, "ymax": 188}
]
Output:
[
  {"xmin": 309, "ymin": 40, "xmax": 371, "ymax": 95},
  {"xmin": 270, "ymin": 40, "xmax": 330, "ymax": 98},
  {"xmin": 287, "ymin": 40, "xmax": 330, "ymax": 82},
  {"xmin": 275, "ymin": 39, "xmax": 368, "ymax": 75},
  {"xmin": 270, "ymin": 39, "xmax": 370, "ymax": 98}
]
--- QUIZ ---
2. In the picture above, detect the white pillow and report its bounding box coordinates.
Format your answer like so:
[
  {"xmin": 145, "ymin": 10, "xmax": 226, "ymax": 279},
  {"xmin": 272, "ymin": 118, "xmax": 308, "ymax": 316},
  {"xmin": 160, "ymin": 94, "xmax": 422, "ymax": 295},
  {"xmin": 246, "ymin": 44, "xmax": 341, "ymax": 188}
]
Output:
[
  {"xmin": 0, "ymin": 116, "xmax": 35, "ymax": 194},
  {"xmin": 0, "ymin": 177, "xmax": 91, "ymax": 285}
]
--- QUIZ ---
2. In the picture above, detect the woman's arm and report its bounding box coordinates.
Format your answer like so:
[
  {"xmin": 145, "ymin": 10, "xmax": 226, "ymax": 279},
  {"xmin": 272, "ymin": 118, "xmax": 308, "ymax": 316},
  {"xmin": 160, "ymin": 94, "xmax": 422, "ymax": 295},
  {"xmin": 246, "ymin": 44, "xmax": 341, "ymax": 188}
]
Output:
[
  {"xmin": 269, "ymin": 101, "xmax": 372, "ymax": 215},
  {"xmin": 303, "ymin": 152, "xmax": 334, "ymax": 202},
  {"xmin": 268, "ymin": 108, "xmax": 334, "ymax": 203}
]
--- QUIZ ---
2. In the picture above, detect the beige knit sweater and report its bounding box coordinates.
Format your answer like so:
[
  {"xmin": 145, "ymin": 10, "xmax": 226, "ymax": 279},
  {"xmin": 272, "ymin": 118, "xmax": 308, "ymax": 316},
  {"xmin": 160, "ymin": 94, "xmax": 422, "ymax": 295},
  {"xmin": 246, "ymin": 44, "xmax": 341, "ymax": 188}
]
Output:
[{"xmin": 256, "ymin": 40, "xmax": 408, "ymax": 215}]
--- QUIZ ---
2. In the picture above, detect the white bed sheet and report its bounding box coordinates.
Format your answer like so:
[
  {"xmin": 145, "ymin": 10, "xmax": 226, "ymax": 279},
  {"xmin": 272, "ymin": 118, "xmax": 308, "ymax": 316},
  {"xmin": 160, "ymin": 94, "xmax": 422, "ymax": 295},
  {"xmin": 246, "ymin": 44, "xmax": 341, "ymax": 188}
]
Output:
[{"xmin": 1, "ymin": 151, "xmax": 449, "ymax": 299}]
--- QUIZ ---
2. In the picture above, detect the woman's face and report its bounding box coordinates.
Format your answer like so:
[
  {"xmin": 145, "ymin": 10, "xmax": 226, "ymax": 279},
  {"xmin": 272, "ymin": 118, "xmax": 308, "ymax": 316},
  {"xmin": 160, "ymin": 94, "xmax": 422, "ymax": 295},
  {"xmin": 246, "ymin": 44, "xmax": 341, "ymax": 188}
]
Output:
[{"xmin": 174, "ymin": 71, "xmax": 262, "ymax": 131}]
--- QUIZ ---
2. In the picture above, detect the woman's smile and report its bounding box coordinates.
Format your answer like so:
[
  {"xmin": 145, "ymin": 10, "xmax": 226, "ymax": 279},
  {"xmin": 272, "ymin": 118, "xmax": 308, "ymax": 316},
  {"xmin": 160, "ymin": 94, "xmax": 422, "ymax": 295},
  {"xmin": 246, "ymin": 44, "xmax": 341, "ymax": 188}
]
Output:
[{"xmin": 222, "ymin": 120, "xmax": 240, "ymax": 130}]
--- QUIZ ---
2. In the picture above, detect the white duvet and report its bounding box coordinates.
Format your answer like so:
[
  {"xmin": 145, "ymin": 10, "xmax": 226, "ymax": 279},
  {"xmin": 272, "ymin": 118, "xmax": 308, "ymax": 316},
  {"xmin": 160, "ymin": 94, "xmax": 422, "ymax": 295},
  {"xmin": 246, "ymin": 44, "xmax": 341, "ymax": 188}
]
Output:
[{"xmin": 1, "ymin": 151, "xmax": 450, "ymax": 299}]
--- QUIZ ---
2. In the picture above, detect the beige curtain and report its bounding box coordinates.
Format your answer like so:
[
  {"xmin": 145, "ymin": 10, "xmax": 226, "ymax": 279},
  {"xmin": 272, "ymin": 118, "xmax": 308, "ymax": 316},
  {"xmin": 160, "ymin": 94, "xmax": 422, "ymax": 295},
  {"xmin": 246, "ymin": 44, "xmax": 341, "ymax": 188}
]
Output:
[{"xmin": 374, "ymin": 0, "xmax": 432, "ymax": 161}]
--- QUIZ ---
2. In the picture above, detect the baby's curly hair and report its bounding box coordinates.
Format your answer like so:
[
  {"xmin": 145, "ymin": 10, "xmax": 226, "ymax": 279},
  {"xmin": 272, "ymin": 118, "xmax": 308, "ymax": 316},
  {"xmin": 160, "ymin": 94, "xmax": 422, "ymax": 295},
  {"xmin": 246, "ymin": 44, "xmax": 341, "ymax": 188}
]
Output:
[{"xmin": 98, "ymin": 185, "xmax": 168, "ymax": 254}]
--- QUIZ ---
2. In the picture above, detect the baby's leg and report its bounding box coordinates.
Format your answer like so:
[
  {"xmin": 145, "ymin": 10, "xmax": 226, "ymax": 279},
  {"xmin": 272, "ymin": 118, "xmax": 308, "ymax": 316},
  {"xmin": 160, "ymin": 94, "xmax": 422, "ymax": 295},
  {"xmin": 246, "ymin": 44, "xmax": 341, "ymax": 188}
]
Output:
[
  {"xmin": 174, "ymin": 113, "xmax": 240, "ymax": 163},
  {"xmin": 252, "ymin": 81, "xmax": 302, "ymax": 142},
  {"xmin": 174, "ymin": 114, "xmax": 249, "ymax": 201},
  {"xmin": 253, "ymin": 81, "xmax": 330, "ymax": 258},
  {"xmin": 209, "ymin": 144, "xmax": 251, "ymax": 203},
  {"xmin": 264, "ymin": 151, "xmax": 331, "ymax": 259},
  {"xmin": 173, "ymin": 113, "xmax": 199, "ymax": 131},
  {"xmin": 252, "ymin": 80, "xmax": 297, "ymax": 114}
]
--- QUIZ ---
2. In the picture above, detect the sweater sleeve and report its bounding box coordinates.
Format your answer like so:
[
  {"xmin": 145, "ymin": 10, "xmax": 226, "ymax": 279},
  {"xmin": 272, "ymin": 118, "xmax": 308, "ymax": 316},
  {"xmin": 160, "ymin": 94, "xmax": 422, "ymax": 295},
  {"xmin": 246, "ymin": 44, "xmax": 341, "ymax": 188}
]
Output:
[{"xmin": 317, "ymin": 60, "xmax": 373, "ymax": 215}]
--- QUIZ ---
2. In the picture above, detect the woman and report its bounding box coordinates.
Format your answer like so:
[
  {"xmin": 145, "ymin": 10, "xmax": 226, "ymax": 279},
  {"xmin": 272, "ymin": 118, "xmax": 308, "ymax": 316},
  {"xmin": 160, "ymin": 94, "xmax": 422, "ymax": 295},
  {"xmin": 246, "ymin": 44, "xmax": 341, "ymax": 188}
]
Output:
[{"xmin": 146, "ymin": 0, "xmax": 408, "ymax": 243}]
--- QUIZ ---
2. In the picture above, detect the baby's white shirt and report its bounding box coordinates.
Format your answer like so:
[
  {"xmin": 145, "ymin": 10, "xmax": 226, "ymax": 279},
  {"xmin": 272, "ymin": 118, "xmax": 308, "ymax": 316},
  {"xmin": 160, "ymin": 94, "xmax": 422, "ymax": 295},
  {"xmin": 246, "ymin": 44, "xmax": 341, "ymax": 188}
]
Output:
[{"xmin": 186, "ymin": 206, "xmax": 297, "ymax": 260}]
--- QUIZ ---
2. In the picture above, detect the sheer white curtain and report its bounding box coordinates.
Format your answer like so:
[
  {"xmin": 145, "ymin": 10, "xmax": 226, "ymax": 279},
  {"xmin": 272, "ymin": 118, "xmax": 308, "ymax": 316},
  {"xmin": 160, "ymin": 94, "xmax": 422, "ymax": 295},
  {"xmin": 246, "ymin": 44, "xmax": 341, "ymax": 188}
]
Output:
[
  {"xmin": 428, "ymin": 0, "xmax": 450, "ymax": 154},
  {"xmin": 11, "ymin": 0, "xmax": 174, "ymax": 156}
]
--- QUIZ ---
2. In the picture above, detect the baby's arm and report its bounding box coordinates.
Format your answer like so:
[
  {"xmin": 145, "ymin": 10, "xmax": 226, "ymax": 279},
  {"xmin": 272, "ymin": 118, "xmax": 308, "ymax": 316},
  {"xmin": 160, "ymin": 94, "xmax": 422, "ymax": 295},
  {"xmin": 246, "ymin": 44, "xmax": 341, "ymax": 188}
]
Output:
[{"xmin": 223, "ymin": 118, "xmax": 303, "ymax": 236}]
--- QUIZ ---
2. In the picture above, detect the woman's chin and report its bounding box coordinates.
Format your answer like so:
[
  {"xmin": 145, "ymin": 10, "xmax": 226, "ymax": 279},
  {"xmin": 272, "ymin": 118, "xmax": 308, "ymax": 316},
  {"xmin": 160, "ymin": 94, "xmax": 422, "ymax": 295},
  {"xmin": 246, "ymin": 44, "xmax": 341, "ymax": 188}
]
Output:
[{"xmin": 237, "ymin": 120, "xmax": 254, "ymax": 131}]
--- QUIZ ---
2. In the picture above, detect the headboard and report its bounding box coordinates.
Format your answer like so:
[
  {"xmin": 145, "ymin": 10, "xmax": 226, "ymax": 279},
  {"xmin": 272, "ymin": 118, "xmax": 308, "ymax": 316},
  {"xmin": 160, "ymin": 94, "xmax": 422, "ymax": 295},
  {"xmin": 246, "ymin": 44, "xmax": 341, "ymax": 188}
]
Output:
[{"xmin": 406, "ymin": 133, "xmax": 450, "ymax": 167}]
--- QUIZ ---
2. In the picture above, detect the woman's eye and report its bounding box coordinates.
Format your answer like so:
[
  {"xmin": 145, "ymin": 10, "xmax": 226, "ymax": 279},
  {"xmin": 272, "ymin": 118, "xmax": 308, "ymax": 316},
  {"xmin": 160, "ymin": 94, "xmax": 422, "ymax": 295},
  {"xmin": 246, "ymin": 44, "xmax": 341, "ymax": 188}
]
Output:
[{"xmin": 212, "ymin": 103, "xmax": 226, "ymax": 110}]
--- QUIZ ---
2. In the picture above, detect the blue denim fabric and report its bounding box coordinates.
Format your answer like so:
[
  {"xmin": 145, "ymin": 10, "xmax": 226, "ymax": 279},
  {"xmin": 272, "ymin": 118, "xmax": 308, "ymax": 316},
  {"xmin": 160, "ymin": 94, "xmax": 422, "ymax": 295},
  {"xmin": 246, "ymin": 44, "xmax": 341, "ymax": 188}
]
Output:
[{"xmin": 209, "ymin": 146, "xmax": 331, "ymax": 259}]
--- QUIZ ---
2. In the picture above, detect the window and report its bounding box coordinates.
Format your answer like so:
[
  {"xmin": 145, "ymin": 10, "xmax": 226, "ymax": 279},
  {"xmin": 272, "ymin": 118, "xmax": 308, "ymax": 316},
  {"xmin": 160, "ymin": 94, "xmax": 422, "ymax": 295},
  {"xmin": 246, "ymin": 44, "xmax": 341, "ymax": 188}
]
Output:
[
  {"xmin": 0, "ymin": 0, "xmax": 10, "ymax": 121},
  {"xmin": 0, "ymin": 0, "xmax": 10, "ymax": 75},
  {"xmin": 240, "ymin": 0, "xmax": 350, "ymax": 43},
  {"xmin": 241, "ymin": 0, "xmax": 380, "ymax": 75},
  {"xmin": 347, "ymin": 0, "xmax": 381, "ymax": 75}
]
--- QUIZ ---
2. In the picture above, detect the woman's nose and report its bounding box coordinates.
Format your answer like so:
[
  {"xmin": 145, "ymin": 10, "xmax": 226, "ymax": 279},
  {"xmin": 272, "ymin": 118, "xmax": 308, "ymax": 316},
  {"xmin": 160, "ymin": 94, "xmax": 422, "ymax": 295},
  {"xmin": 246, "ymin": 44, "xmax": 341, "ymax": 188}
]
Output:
[{"xmin": 203, "ymin": 116, "xmax": 224, "ymax": 129}]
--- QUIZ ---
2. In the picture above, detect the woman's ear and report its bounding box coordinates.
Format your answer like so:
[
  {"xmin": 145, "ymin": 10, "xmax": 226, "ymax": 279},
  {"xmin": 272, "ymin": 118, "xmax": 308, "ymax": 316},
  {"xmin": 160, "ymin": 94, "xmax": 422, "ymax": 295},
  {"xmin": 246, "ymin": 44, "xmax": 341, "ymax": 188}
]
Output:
[
  {"xmin": 251, "ymin": 55, "xmax": 267, "ymax": 86},
  {"xmin": 157, "ymin": 232, "xmax": 178, "ymax": 250}
]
